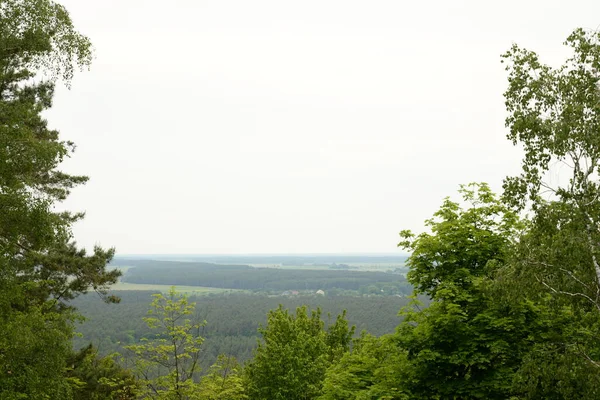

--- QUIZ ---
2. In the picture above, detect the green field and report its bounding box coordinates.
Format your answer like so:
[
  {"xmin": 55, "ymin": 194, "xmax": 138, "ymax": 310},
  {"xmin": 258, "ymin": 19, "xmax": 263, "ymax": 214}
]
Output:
[{"xmin": 109, "ymin": 281, "xmax": 245, "ymax": 295}]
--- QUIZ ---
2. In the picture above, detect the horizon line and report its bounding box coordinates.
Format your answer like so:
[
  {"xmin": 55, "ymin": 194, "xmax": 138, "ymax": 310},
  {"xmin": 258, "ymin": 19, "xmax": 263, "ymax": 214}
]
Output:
[{"xmin": 113, "ymin": 252, "xmax": 410, "ymax": 257}]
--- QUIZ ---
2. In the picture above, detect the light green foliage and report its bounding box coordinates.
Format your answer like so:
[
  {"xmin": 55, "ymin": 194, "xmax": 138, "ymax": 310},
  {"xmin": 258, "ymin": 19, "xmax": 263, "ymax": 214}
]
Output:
[
  {"xmin": 125, "ymin": 288, "xmax": 205, "ymax": 399},
  {"xmin": 244, "ymin": 305, "xmax": 354, "ymax": 400},
  {"xmin": 320, "ymin": 333, "xmax": 410, "ymax": 400},
  {"xmin": 197, "ymin": 355, "xmax": 247, "ymax": 400},
  {"xmin": 399, "ymin": 183, "xmax": 523, "ymax": 297}
]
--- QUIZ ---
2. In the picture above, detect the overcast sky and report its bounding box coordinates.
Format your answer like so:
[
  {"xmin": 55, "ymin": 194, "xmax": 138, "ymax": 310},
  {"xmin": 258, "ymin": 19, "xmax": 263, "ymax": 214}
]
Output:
[{"xmin": 47, "ymin": 0, "xmax": 600, "ymax": 255}]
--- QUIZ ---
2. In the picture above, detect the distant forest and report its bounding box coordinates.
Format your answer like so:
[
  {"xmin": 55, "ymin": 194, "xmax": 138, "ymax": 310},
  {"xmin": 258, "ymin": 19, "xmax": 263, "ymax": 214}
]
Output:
[{"xmin": 119, "ymin": 259, "xmax": 410, "ymax": 292}]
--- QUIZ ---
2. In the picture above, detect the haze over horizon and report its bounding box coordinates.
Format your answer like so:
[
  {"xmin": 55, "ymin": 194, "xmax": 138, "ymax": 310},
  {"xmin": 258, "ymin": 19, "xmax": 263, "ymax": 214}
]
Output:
[
  {"xmin": 47, "ymin": 0, "xmax": 600, "ymax": 254},
  {"xmin": 112, "ymin": 252, "xmax": 409, "ymax": 257}
]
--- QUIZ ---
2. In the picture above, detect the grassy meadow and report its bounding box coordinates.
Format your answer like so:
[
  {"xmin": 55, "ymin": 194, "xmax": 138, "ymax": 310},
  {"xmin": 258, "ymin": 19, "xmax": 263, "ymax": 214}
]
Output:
[{"xmin": 109, "ymin": 281, "xmax": 246, "ymax": 295}]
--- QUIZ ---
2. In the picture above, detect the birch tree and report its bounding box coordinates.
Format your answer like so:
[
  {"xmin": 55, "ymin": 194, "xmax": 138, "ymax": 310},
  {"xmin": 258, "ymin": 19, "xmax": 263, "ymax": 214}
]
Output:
[{"xmin": 502, "ymin": 27, "xmax": 600, "ymax": 380}]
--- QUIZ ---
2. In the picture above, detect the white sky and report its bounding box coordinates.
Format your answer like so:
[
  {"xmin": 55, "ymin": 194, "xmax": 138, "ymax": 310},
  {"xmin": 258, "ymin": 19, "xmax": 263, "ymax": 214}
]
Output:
[{"xmin": 47, "ymin": 0, "xmax": 600, "ymax": 255}]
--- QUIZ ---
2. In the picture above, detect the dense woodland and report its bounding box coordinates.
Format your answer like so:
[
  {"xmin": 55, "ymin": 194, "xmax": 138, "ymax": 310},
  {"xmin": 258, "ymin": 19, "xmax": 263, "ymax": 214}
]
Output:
[
  {"xmin": 5, "ymin": 1, "xmax": 600, "ymax": 399},
  {"xmin": 72, "ymin": 291, "xmax": 411, "ymax": 372}
]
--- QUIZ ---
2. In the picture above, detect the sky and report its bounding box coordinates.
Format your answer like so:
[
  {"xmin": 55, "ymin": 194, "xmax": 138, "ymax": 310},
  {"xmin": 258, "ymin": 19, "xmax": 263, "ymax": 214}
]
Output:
[{"xmin": 47, "ymin": 0, "xmax": 600, "ymax": 255}]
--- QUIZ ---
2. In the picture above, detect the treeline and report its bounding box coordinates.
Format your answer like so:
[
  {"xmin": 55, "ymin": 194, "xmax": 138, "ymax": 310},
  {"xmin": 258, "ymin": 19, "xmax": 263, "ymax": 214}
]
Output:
[{"xmin": 121, "ymin": 260, "xmax": 410, "ymax": 292}]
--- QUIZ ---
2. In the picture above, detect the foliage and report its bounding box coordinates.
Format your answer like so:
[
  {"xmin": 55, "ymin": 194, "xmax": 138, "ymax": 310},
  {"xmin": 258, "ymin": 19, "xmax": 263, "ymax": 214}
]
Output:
[
  {"xmin": 324, "ymin": 310, "xmax": 355, "ymax": 363},
  {"xmin": 0, "ymin": 291, "xmax": 75, "ymax": 399},
  {"xmin": 0, "ymin": 0, "xmax": 92, "ymax": 83},
  {"xmin": 501, "ymin": 29, "xmax": 600, "ymax": 312},
  {"xmin": 65, "ymin": 345, "xmax": 138, "ymax": 400},
  {"xmin": 197, "ymin": 355, "xmax": 247, "ymax": 400},
  {"xmin": 0, "ymin": 0, "xmax": 119, "ymax": 310},
  {"xmin": 399, "ymin": 183, "xmax": 523, "ymax": 297},
  {"xmin": 125, "ymin": 288, "xmax": 205, "ymax": 399},
  {"xmin": 0, "ymin": 1, "xmax": 119, "ymax": 399},
  {"xmin": 244, "ymin": 305, "xmax": 354, "ymax": 400},
  {"xmin": 391, "ymin": 183, "xmax": 542, "ymax": 399},
  {"xmin": 500, "ymin": 28, "xmax": 600, "ymax": 396},
  {"xmin": 511, "ymin": 328, "xmax": 600, "ymax": 399},
  {"xmin": 320, "ymin": 333, "xmax": 410, "ymax": 400},
  {"xmin": 502, "ymin": 28, "xmax": 600, "ymax": 212}
]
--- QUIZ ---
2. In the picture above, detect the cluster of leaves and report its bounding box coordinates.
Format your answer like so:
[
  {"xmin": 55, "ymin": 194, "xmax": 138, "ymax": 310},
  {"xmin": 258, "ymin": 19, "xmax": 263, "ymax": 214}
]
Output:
[
  {"xmin": 320, "ymin": 333, "xmax": 410, "ymax": 399},
  {"xmin": 124, "ymin": 289, "xmax": 207, "ymax": 399},
  {"xmin": 243, "ymin": 305, "xmax": 354, "ymax": 399},
  {"xmin": 66, "ymin": 344, "xmax": 138, "ymax": 400}
]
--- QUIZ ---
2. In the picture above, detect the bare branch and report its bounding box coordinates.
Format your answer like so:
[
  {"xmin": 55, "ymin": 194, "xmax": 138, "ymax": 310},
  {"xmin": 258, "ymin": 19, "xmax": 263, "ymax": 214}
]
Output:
[
  {"xmin": 558, "ymin": 267, "xmax": 595, "ymax": 292},
  {"xmin": 539, "ymin": 279, "xmax": 600, "ymax": 313}
]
